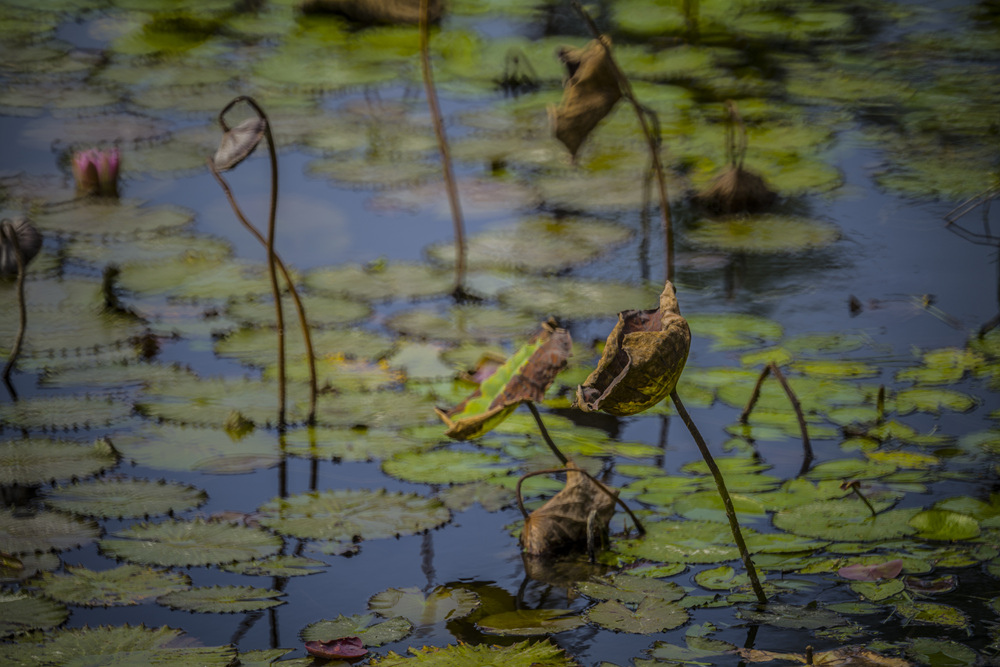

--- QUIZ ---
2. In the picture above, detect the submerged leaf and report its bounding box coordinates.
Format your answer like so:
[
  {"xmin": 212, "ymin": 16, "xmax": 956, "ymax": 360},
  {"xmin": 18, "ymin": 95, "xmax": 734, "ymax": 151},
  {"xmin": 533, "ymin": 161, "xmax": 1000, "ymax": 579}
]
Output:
[
  {"xmin": 476, "ymin": 609, "xmax": 585, "ymax": 636},
  {"xmin": 576, "ymin": 281, "xmax": 690, "ymax": 416},
  {"xmin": 368, "ymin": 586, "xmax": 480, "ymax": 625}
]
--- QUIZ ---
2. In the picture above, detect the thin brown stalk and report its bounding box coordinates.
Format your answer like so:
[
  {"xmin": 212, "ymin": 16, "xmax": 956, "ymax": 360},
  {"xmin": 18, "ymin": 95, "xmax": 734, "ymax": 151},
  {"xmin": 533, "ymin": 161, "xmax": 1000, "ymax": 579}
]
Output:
[
  {"xmin": 671, "ymin": 390, "xmax": 767, "ymax": 604},
  {"xmin": 515, "ymin": 466, "xmax": 645, "ymax": 536},
  {"xmin": 571, "ymin": 0, "xmax": 674, "ymax": 283},
  {"xmin": 740, "ymin": 362, "xmax": 813, "ymax": 472},
  {"xmin": 526, "ymin": 401, "xmax": 569, "ymax": 466},
  {"xmin": 1, "ymin": 221, "xmax": 27, "ymax": 385},
  {"xmin": 208, "ymin": 159, "xmax": 318, "ymax": 425},
  {"xmin": 420, "ymin": 0, "xmax": 468, "ymax": 299}
]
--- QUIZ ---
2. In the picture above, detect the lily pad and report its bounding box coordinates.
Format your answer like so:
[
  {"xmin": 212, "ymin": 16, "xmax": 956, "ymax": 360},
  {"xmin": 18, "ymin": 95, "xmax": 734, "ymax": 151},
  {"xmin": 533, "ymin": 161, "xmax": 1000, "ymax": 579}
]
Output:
[
  {"xmin": 737, "ymin": 602, "xmax": 847, "ymax": 630},
  {"xmin": 773, "ymin": 498, "xmax": 919, "ymax": 542},
  {"xmin": 301, "ymin": 613, "xmax": 413, "ymax": 647},
  {"xmin": 616, "ymin": 520, "xmax": 748, "ymax": 564},
  {"xmin": 686, "ymin": 312, "xmax": 783, "ymax": 351},
  {"xmin": 257, "ymin": 489, "xmax": 450, "ymax": 542},
  {"xmin": 382, "ymin": 449, "xmax": 514, "ymax": 485},
  {"xmin": 577, "ymin": 573, "xmax": 686, "ymax": 604},
  {"xmin": 0, "ymin": 394, "xmax": 135, "ymax": 431},
  {"xmin": 99, "ymin": 518, "xmax": 282, "ymax": 567},
  {"xmin": 226, "ymin": 293, "xmax": 372, "ymax": 329},
  {"xmin": 368, "ymin": 586, "xmax": 479, "ymax": 625},
  {"xmin": 386, "ymin": 304, "xmax": 538, "ymax": 343},
  {"xmin": 686, "ymin": 215, "xmax": 840, "ymax": 254},
  {"xmin": 222, "ymin": 555, "xmax": 327, "ymax": 577},
  {"xmin": 894, "ymin": 601, "xmax": 970, "ymax": 629},
  {"xmin": 156, "ymin": 585, "xmax": 284, "ymax": 613},
  {"xmin": 585, "ymin": 597, "xmax": 689, "ymax": 634},
  {"xmin": 476, "ymin": 609, "xmax": 585, "ymax": 636},
  {"xmin": 282, "ymin": 427, "xmax": 434, "ymax": 462},
  {"xmin": 216, "ymin": 326, "xmax": 395, "ymax": 366},
  {"xmin": 31, "ymin": 200, "xmax": 194, "ymax": 238},
  {"xmin": 907, "ymin": 509, "xmax": 981, "ymax": 541},
  {"xmin": 111, "ymin": 423, "xmax": 282, "ymax": 474},
  {"xmin": 498, "ymin": 278, "xmax": 662, "ymax": 321},
  {"xmin": 0, "ymin": 438, "xmax": 120, "ymax": 486},
  {"xmin": 369, "ymin": 639, "xmax": 576, "ymax": 667},
  {"xmin": 0, "ymin": 508, "xmax": 100, "ymax": 555},
  {"xmin": 0, "ymin": 591, "xmax": 68, "ymax": 638},
  {"xmin": 41, "ymin": 478, "xmax": 206, "ymax": 519},
  {"xmin": 303, "ymin": 261, "xmax": 455, "ymax": 302},
  {"xmin": 32, "ymin": 564, "xmax": 190, "ymax": 607}
]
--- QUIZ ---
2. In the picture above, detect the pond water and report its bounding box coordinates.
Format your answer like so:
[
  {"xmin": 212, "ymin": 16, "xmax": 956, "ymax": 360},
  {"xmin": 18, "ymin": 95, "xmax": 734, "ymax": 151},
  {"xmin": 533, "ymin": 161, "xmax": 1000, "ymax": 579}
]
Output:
[{"xmin": 1, "ymin": 1, "xmax": 999, "ymax": 665}]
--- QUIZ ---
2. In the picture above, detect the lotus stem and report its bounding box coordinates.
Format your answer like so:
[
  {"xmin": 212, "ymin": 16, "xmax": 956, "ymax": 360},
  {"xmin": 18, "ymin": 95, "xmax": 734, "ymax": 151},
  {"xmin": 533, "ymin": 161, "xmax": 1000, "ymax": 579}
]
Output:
[
  {"xmin": 420, "ymin": 0, "xmax": 468, "ymax": 300},
  {"xmin": 740, "ymin": 362, "xmax": 813, "ymax": 473},
  {"xmin": 842, "ymin": 481, "xmax": 878, "ymax": 517},
  {"xmin": 671, "ymin": 390, "xmax": 767, "ymax": 604},
  {"xmin": 876, "ymin": 385, "xmax": 885, "ymax": 425},
  {"xmin": 515, "ymin": 466, "xmax": 645, "ymax": 536},
  {"xmin": 571, "ymin": 0, "xmax": 674, "ymax": 283},
  {"xmin": 208, "ymin": 158, "xmax": 318, "ymax": 425},
  {"xmin": 526, "ymin": 401, "xmax": 569, "ymax": 466},
  {"xmin": 1, "ymin": 221, "xmax": 26, "ymax": 388}
]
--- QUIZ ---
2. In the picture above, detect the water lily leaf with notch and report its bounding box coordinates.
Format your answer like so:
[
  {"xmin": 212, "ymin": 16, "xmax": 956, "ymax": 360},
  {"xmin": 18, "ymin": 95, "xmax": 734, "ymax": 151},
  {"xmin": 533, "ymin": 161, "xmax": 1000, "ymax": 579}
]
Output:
[
  {"xmin": 674, "ymin": 491, "xmax": 769, "ymax": 524},
  {"xmin": 616, "ymin": 519, "xmax": 753, "ymax": 564},
  {"xmin": 282, "ymin": 426, "xmax": 433, "ymax": 462},
  {"xmin": 258, "ymin": 489, "xmax": 450, "ymax": 542},
  {"xmin": 907, "ymin": 509, "xmax": 980, "ymax": 541},
  {"xmin": 773, "ymin": 498, "xmax": 919, "ymax": 542},
  {"xmin": 301, "ymin": 613, "xmax": 412, "ymax": 647},
  {"xmin": 805, "ymin": 458, "xmax": 898, "ymax": 481},
  {"xmin": 476, "ymin": 609, "xmax": 585, "ymax": 636},
  {"xmin": 41, "ymin": 478, "xmax": 206, "ymax": 519},
  {"xmin": 0, "ymin": 591, "xmax": 68, "ymax": 638},
  {"xmin": 369, "ymin": 639, "xmax": 576, "ymax": 667},
  {"xmin": 0, "ymin": 624, "xmax": 236, "ymax": 666},
  {"xmin": 369, "ymin": 586, "xmax": 480, "ymax": 625},
  {"xmin": 222, "ymin": 554, "xmax": 326, "ymax": 577},
  {"xmin": 577, "ymin": 573, "xmax": 686, "ymax": 604},
  {"xmin": 736, "ymin": 645, "xmax": 909, "ymax": 666},
  {"xmin": 905, "ymin": 638, "xmax": 979, "ymax": 667},
  {"xmin": 426, "ymin": 215, "xmax": 632, "ymax": 274},
  {"xmin": 0, "ymin": 310, "xmax": 146, "ymax": 366},
  {"xmin": 382, "ymin": 449, "xmax": 515, "ymax": 485},
  {"xmin": 893, "ymin": 387, "xmax": 978, "ymax": 415},
  {"xmin": 586, "ymin": 596, "xmax": 689, "ymax": 634},
  {"xmin": 32, "ymin": 564, "xmax": 190, "ymax": 607},
  {"xmin": 686, "ymin": 215, "xmax": 840, "ymax": 254},
  {"xmin": 933, "ymin": 494, "xmax": 1000, "ymax": 528},
  {"xmin": 217, "ymin": 326, "xmax": 395, "ymax": 366},
  {"xmin": 686, "ymin": 312, "xmax": 784, "ymax": 351},
  {"xmin": 436, "ymin": 323, "xmax": 571, "ymax": 440},
  {"xmin": 895, "ymin": 601, "xmax": 970, "ymax": 629},
  {"xmin": 0, "ymin": 507, "xmax": 100, "ymax": 555},
  {"xmin": 31, "ymin": 200, "xmax": 193, "ymax": 239},
  {"xmin": 136, "ymin": 375, "xmax": 307, "ymax": 428},
  {"xmin": 118, "ymin": 256, "xmax": 279, "ymax": 301},
  {"xmin": 304, "ymin": 261, "xmax": 454, "ymax": 302},
  {"xmin": 111, "ymin": 423, "xmax": 281, "ymax": 474},
  {"xmin": 850, "ymin": 579, "xmax": 905, "ymax": 602},
  {"xmin": 0, "ymin": 438, "xmax": 120, "ymax": 486},
  {"xmin": 99, "ymin": 518, "xmax": 282, "ymax": 567},
  {"xmin": 895, "ymin": 347, "xmax": 982, "ymax": 385},
  {"xmin": 157, "ymin": 585, "xmax": 284, "ymax": 614},
  {"xmin": 499, "ymin": 278, "xmax": 662, "ymax": 321}
]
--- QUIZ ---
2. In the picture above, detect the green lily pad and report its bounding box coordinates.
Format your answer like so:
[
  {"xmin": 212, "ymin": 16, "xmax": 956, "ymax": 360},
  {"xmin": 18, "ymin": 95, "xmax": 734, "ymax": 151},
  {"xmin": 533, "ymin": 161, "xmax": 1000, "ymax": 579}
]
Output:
[
  {"xmin": 616, "ymin": 520, "xmax": 749, "ymax": 564},
  {"xmin": 737, "ymin": 602, "xmax": 847, "ymax": 630},
  {"xmin": 369, "ymin": 639, "xmax": 576, "ymax": 667},
  {"xmin": 805, "ymin": 458, "xmax": 898, "ymax": 481},
  {"xmin": 687, "ymin": 215, "xmax": 840, "ymax": 254},
  {"xmin": 0, "ymin": 508, "xmax": 100, "ymax": 555},
  {"xmin": 674, "ymin": 491, "xmax": 768, "ymax": 523},
  {"xmin": 895, "ymin": 601, "xmax": 971, "ymax": 629},
  {"xmin": 41, "ymin": 478, "xmax": 206, "ymax": 519},
  {"xmin": 282, "ymin": 427, "xmax": 434, "ymax": 462},
  {"xmin": 498, "ymin": 278, "xmax": 662, "ymax": 321},
  {"xmin": 686, "ymin": 313, "xmax": 783, "ymax": 351},
  {"xmin": 303, "ymin": 261, "xmax": 455, "ymax": 302},
  {"xmin": 908, "ymin": 510, "xmax": 981, "ymax": 541},
  {"xmin": 576, "ymin": 573, "xmax": 686, "ymax": 604},
  {"xmin": 426, "ymin": 216, "xmax": 632, "ymax": 274},
  {"xmin": 31, "ymin": 200, "xmax": 194, "ymax": 238},
  {"xmin": 695, "ymin": 565, "xmax": 764, "ymax": 591},
  {"xmin": 773, "ymin": 499, "xmax": 919, "ymax": 542},
  {"xmin": 905, "ymin": 637, "xmax": 979, "ymax": 667},
  {"xmin": 368, "ymin": 586, "xmax": 479, "ymax": 625},
  {"xmin": 32, "ymin": 564, "xmax": 190, "ymax": 607},
  {"xmin": 0, "ymin": 394, "xmax": 135, "ymax": 431},
  {"xmin": 476, "ymin": 609, "xmax": 585, "ymax": 636},
  {"xmin": 382, "ymin": 449, "xmax": 514, "ymax": 485},
  {"xmin": 585, "ymin": 597, "xmax": 689, "ymax": 634},
  {"xmin": 0, "ymin": 591, "xmax": 68, "ymax": 638},
  {"xmin": 0, "ymin": 624, "xmax": 236, "ymax": 665},
  {"xmin": 0, "ymin": 438, "xmax": 120, "ymax": 486},
  {"xmin": 111, "ymin": 423, "xmax": 282, "ymax": 474},
  {"xmin": 386, "ymin": 304, "xmax": 538, "ymax": 343},
  {"xmin": 849, "ymin": 579, "xmax": 905, "ymax": 602},
  {"xmin": 99, "ymin": 518, "xmax": 282, "ymax": 567},
  {"xmin": 301, "ymin": 613, "xmax": 412, "ymax": 647},
  {"xmin": 222, "ymin": 555, "xmax": 326, "ymax": 577},
  {"xmin": 258, "ymin": 489, "xmax": 450, "ymax": 542},
  {"xmin": 894, "ymin": 387, "xmax": 978, "ymax": 415},
  {"xmin": 156, "ymin": 585, "xmax": 284, "ymax": 613},
  {"xmin": 216, "ymin": 326, "xmax": 395, "ymax": 367},
  {"xmin": 135, "ymin": 375, "xmax": 303, "ymax": 428},
  {"xmin": 225, "ymin": 293, "xmax": 371, "ymax": 329}
]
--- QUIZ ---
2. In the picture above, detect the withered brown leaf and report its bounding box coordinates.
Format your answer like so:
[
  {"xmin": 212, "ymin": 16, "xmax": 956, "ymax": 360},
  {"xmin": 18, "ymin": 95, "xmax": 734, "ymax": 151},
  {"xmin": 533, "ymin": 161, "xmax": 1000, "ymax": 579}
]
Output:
[{"xmin": 550, "ymin": 37, "xmax": 622, "ymax": 158}]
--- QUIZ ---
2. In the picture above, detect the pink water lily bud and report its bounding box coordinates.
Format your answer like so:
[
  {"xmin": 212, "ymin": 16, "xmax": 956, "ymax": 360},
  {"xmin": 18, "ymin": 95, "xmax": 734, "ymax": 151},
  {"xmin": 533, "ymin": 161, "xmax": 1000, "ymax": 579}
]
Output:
[{"xmin": 72, "ymin": 147, "xmax": 120, "ymax": 197}]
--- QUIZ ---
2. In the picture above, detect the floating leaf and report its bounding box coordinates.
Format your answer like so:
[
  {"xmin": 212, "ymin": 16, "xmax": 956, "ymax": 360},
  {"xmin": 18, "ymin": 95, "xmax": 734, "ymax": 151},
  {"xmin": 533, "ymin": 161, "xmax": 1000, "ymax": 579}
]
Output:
[
  {"xmin": 905, "ymin": 637, "xmax": 979, "ymax": 666},
  {"xmin": 0, "ymin": 394, "xmax": 134, "ymax": 431},
  {"xmin": 99, "ymin": 518, "xmax": 282, "ymax": 567},
  {"xmin": 0, "ymin": 438, "xmax": 120, "ymax": 486},
  {"xmin": 282, "ymin": 427, "xmax": 432, "ymax": 462},
  {"xmin": 577, "ymin": 573, "xmax": 686, "ymax": 604},
  {"xmin": 585, "ymin": 597, "xmax": 689, "ymax": 634},
  {"xmin": 257, "ymin": 489, "xmax": 450, "ymax": 542},
  {"xmin": 907, "ymin": 509, "xmax": 980, "ymax": 541},
  {"xmin": 368, "ymin": 586, "xmax": 480, "ymax": 625},
  {"xmin": 303, "ymin": 261, "xmax": 455, "ymax": 302},
  {"xmin": 301, "ymin": 613, "xmax": 412, "ymax": 647},
  {"xmin": 383, "ymin": 449, "xmax": 514, "ymax": 485},
  {"xmin": 850, "ymin": 579, "xmax": 905, "ymax": 602},
  {"xmin": 736, "ymin": 645, "xmax": 909, "ymax": 665},
  {"xmin": 576, "ymin": 281, "xmax": 690, "ymax": 416},
  {"xmin": 687, "ymin": 313, "xmax": 783, "ymax": 351},
  {"xmin": 499, "ymin": 278, "xmax": 661, "ymax": 321},
  {"xmin": 369, "ymin": 639, "xmax": 576, "ymax": 666},
  {"xmin": 222, "ymin": 555, "xmax": 327, "ymax": 577},
  {"xmin": 436, "ymin": 322, "xmax": 571, "ymax": 440},
  {"xmin": 616, "ymin": 520, "xmax": 748, "ymax": 564},
  {"xmin": 687, "ymin": 214, "xmax": 840, "ymax": 254},
  {"xmin": 837, "ymin": 559, "xmax": 904, "ymax": 581},
  {"xmin": 0, "ymin": 591, "xmax": 68, "ymax": 638},
  {"xmin": 32, "ymin": 564, "xmax": 190, "ymax": 607},
  {"xmin": 773, "ymin": 499, "xmax": 919, "ymax": 542},
  {"xmin": 476, "ymin": 609, "xmax": 585, "ymax": 636},
  {"xmin": 894, "ymin": 387, "xmax": 978, "ymax": 415},
  {"xmin": 894, "ymin": 601, "xmax": 970, "ymax": 629},
  {"xmin": 31, "ymin": 200, "xmax": 194, "ymax": 238},
  {"xmin": 737, "ymin": 603, "xmax": 847, "ymax": 630},
  {"xmin": 111, "ymin": 423, "xmax": 282, "ymax": 474},
  {"xmin": 157, "ymin": 585, "xmax": 284, "ymax": 614},
  {"xmin": 0, "ymin": 508, "xmax": 100, "ymax": 555},
  {"xmin": 305, "ymin": 636, "xmax": 367, "ymax": 660},
  {"xmin": 41, "ymin": 478, "xmax": 206, "ymax": 519}
]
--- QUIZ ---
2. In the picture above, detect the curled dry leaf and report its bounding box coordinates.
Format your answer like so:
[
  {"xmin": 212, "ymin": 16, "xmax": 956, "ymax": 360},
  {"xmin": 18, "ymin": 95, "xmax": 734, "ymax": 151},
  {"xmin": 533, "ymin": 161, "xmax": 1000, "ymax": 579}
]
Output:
[
  {"xmin": 213, "ymin": 118, "xmax": 266, "ymax": 172},
  {"xmin": 550, "ymin": 36, "xmax": 621, "ymax": 158},
  {"xmin": 837, "ymin": 559, "xmax": 904, "ymax": 582},
  {"xmin": 576, "ymin": 281, "xmax": 690, "ymax": 416},
  {"xmin": 305, "ymin": 636, "xmax": 368, "ymax": 660},
  {"xmin": 520, "ymin": 462, "xmax": 617, "ymax": 557},
  {"xmin": 436, "ymin": 321, "xmax": 572, "ymax": 440}
]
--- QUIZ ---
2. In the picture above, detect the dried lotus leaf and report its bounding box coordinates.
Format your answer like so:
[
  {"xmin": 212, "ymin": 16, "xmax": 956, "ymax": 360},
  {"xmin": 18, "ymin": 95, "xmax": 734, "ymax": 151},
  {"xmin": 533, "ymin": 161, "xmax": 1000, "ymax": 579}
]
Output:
[{"xmin": 551, "ymin": 37, "xmax": 621, "ymax": 158}]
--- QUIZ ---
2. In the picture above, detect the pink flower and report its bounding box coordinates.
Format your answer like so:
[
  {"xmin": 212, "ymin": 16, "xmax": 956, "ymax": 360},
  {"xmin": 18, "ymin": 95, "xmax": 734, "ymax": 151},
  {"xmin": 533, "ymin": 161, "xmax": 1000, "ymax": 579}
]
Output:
[{"xmin": 72, "ymin": 147, "xmax": 119, "ymax": 197}]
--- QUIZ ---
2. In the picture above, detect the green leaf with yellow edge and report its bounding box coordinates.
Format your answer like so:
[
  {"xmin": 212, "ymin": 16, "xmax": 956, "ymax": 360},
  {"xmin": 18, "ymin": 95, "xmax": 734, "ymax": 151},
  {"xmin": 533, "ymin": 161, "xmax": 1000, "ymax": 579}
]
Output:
[
  {"xmin": 894, "ymin": 387, "xmax": 978, "ymax": 415},
  {"xmin": 895, "ymin": 601, "xmax": 971, "ymax": 629},
  {"xmin": 850, "ymin": 579, "xmax": 905, "ymax": 602},
  {"xmin": 436, "ymin": 324, "xmax": 571, "ymax": 440},
  {"xmin": 908, "ymin": 510, "xmax": 980, "ymax": 541},
  {"xmin": 864, "ymin": 449, "xmax": 940, "ymax": 470},
  {"xmin": 368, "ymin": 639, "xmax": 576, "ymax": 666}
]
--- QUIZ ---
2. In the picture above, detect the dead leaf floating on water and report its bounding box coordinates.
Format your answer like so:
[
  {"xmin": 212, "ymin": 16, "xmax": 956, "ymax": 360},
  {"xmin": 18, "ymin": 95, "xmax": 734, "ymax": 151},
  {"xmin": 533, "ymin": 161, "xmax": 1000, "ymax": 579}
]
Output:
[
  {"xmin": 551, "ymin": 37, "xmax": 622, "ymax": 158},
  {"xmin": 436, "ymin": 321, "xmax": 572, "ymax": 440},
  {"xmin": 520, "ymin": 462, "xmax": 617, "ymax": 557},
  {"xmin": 576, "ymin": 281, "xmax": 691, "ymax": 416}
]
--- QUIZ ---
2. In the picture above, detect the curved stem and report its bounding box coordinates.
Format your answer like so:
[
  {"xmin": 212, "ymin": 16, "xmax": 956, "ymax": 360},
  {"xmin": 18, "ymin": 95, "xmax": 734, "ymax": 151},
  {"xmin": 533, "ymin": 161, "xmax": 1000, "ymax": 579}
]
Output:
[
  {"xmin": 420, "ymin": 0, "xmax": 467, "ymax": 298},
  {"xmin": 1, "ymin": 221, "xmax": 27, "ymax": 388},
  {"xmin": 208, "ymin": 159, "xmax": 317, "ymax": 425},
  {"xmin": 526, "ymin": 401, "xmax": 569, "ymax": 466},
  {"xmin": 671, "ymin": 390, "xmax": 767, "ymax": 604},
  {"xmin": 571, "ymin": 1, "xmax": 673, "ymax": 283},
  {"xmin": 741, "ymin": 363, "xmax": 813, "ymax": 475}
]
